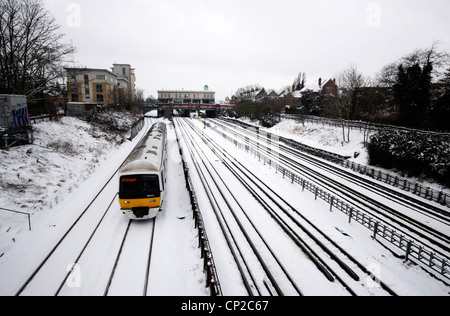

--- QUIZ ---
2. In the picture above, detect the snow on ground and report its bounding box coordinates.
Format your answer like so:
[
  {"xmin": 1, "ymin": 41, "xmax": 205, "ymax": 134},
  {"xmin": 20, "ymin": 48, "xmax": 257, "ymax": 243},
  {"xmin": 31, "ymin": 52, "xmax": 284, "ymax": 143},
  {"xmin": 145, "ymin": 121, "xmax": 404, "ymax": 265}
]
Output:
[
  {"xmin": 243, "ymin": 117, "xmax": 449, "ymax": 193},
  {"xmin": 1, "ymin": 113, "xmax": 139, "ymax": 212},
  {"xmin": 146, "ymin": 122, "xmax": 208, "ymax": 296},
  {"xmin": 0, "ymin": 116, "xmax": 207, "ymax": 296},
  {"xmin": 1, "ymin": 114, "xmax": 449, "ymax": 296},
  {"xmin": 0, "ymin": 117, "xmax": 121, "ymax": 256},
  {"xmin": 194, "ymin": 118, "xmax": 450, "ymax": 296},
  {"xmin": 268, "ymin": 119, "xmax": 369, "ymax": 165}
]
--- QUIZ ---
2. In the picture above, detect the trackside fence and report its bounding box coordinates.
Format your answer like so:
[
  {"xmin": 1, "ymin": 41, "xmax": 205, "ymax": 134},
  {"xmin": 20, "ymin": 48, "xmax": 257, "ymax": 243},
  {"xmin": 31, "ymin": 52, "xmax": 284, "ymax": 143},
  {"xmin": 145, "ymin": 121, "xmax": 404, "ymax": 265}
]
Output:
[
  {"xmin": 341, "ymin": 160, "xmax": 450, "ymax": 208},
  {"xmin": 0, "ymin": 207, "xmax": 32, "ymax": 231},
  {"xmin": 209, "ymin": 119, "xmax": 450, "ymax": 281},
  {"xmin": 129, "ymin": 117, "xmax": 145, "ymax": 140}
]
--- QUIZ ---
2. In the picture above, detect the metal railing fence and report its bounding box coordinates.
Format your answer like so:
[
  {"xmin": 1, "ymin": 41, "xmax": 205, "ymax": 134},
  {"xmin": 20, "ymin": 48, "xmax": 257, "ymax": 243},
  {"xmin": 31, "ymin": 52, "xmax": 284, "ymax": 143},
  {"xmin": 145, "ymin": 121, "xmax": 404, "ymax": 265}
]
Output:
[{"xmin": 209, "ymin": 119, "xmax": 450, "ymax": 281}]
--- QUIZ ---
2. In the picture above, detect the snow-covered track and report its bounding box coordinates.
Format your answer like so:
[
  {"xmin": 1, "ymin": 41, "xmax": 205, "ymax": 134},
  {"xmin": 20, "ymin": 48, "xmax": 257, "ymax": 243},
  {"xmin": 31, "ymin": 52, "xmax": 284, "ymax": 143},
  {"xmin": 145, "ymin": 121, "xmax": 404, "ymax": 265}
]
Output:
[
  {"xmin": 217, "ymin": 118, "xmax": 450, "ymax": 231},
  {"xmin": 281, "ymin": 145, "xmax": 450, "ymax": 225},
  {"xmin": 15, "ymin": 193, "xmax": 119, "ymax": 296},
  {"xmin": 279, "ymin": 148, "xmax": 450, "ymax": 248},
  {"xmin": 104, "ymin": 219, "xmax": 156, "ymax": 296},
  {"xmin": 212, "ymin": 119, "xmax": 450, "ymax": 242},
  {"xmin": 176, "ymin": 118, "xmax": 304, "ymax": 296},
  {"xmin": 209, "ymin": 118, "xmax": 450, "ymax": 282},
  {"xmin": 273, "ymin": 148, "xmax": 450, "ymax": 254},
  {"xmin": 181, "ymin": 118, "xmax": 397, "ymax": 296},
  {"xmin": 225, "ymin": 118, "xmax": 450, "ymax": 209}
]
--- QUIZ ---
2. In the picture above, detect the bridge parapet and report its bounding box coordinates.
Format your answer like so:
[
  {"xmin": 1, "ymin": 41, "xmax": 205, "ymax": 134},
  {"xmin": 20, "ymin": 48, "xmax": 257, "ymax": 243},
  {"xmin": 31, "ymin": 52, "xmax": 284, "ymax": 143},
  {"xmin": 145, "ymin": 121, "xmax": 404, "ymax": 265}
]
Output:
[{"xmin": 160, "ymin": 103, "xmax": 235, "ymax": 111}]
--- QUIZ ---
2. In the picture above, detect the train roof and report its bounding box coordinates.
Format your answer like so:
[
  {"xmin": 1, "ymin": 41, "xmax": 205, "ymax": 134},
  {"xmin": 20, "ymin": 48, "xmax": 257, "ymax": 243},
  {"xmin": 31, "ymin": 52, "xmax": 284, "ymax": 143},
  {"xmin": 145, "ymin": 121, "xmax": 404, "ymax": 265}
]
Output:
[{"xmin": 120, "ymin": 122, "xmax": 167, "ymax": 174}]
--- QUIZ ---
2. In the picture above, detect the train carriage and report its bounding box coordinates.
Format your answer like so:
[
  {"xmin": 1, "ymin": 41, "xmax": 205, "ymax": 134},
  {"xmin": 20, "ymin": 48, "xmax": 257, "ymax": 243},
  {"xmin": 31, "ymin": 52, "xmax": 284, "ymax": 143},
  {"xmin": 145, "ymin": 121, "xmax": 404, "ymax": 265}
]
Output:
[{"xmin": 119, "ymin": 122, "xmax": 167, "ymax": 220}]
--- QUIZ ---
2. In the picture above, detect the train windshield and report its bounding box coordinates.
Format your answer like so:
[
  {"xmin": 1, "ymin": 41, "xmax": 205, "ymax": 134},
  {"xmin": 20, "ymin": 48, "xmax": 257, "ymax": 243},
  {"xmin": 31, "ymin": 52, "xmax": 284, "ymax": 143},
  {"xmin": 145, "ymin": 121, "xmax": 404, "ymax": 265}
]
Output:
[{"xmin": 120, "ymin": 175, "xmax": 161, "ymax": 199}]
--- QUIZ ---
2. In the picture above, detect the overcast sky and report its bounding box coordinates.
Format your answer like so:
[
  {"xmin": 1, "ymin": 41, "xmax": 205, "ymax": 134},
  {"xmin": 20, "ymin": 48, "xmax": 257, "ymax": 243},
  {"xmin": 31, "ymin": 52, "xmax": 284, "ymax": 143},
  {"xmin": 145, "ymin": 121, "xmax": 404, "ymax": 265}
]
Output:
[{"xmin": 43, "ymin": 0, "xmax": 450, "ymax": 101}]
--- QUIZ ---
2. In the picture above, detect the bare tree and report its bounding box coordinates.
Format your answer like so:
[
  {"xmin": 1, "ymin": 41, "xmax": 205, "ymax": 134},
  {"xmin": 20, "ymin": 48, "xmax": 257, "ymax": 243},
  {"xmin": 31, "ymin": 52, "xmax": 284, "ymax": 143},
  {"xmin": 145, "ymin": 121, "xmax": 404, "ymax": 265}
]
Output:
[
  {"xmin": 292, "ymin": 72, "xmax": 306, "ymax": 91},
  {"xmin": 326, "ymin": 64, "xmax": 371, "ymax": 143},
  {"xmin": 376, "ymin": 42, "xmax": 450, "ymax": 87},
  {"xmin": 376, "ymin": 62, "xmax": 398, "ymax": 88},
  {"xmin": 401, "ymin": 42, "xmax": 449, "ymax": 76},
  {"xmin": 0, "ymin": 0, "xmax": 75, "ymax": 98},
  {"xmin": 235, "ymin": 84, "xmax": 263, "ymax": 102}
]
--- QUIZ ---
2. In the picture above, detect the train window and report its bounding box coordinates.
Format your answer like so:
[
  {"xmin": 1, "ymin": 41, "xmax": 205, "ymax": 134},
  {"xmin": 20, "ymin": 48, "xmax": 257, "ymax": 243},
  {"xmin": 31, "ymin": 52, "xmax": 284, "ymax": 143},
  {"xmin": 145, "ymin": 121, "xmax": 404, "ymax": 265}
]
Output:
[{"xmin": 120, "ymin": 175, "xmax": 161, "ymax": 199}]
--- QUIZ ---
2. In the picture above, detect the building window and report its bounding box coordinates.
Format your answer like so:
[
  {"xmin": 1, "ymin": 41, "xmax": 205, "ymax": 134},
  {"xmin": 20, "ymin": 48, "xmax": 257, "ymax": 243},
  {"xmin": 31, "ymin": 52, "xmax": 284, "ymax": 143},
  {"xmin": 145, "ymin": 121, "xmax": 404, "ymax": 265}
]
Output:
[
  {"xmin": 71, "ymin": 94, "xmax": 79, "ymax": 102},
  {"xmin": 96, "ymin": 85, "xmax": 103, "ymax": 92},
  {"xmin": 96, "ymin": 75, "xmax": 106, "ymax": 80},
  {"xmin": 70, "ymin": 84, "xmax": 78, "ymax": 92},
  {"xmin": 97, "ymin": 94, "xmax": 104, "ymax": 102},
  {"xmin": 84, "ymin": 75, "xmax": 89, "ymax": 80}
]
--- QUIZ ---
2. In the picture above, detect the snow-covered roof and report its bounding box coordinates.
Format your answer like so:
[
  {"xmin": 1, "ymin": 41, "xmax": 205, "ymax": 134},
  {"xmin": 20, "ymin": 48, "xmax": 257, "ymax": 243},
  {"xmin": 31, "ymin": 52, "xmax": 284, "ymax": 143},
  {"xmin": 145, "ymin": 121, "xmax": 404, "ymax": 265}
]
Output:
[
  {"xmin": 300, "ymin": 78, "xmax": 335, "ymax": 95},
  {"xmin": 292, "ymin": 90, "xmax": 302, "ymax": 98}
]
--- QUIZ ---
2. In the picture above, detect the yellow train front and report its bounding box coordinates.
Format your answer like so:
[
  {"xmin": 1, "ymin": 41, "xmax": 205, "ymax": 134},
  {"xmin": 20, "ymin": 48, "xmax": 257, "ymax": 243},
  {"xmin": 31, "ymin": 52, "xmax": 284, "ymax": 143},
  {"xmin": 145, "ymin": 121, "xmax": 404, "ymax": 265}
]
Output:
[{"xmin": 119, "ymin": 122, "xmax": 167, "ymax": 220}]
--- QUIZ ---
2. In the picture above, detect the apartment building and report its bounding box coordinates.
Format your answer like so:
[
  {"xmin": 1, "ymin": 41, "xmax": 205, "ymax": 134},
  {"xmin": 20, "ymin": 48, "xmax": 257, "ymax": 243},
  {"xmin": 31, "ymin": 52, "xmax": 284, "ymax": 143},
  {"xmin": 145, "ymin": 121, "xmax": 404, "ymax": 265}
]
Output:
[
  {"xmin": 66, "ymin": 63, "xmax": 136, "ymax": 107},
  {"xmin": 112, "ymin": 64, "xmax": 136, "ymax": 101}
]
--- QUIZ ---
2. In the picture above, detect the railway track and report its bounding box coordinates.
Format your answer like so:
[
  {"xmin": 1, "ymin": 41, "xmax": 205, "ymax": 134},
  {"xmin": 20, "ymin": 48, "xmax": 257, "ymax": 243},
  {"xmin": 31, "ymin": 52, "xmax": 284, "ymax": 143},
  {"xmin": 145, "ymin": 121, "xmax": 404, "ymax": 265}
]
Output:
[
  {"xmin": 13, "ymin": 119, "xmax": 156, "ymax": 296},
  {"xmin": 280, "ymin": 144, "xmax": 450, "ymax": 226},
  {"xmin": 211, "ymin": 119, "xmax": 450, "ymax": 245},
  {"xmin": 104, "ymin": 219, "xmax": 156, "ymax": 296},
  {"xmin": 208, "ymin": 118, "xmax": 450, "ymax": 282},
  {"xmin": 216, "ymin": 119, "xmax": 450, "ymax": 226},
  {"xmin": 177, "ymin": 118, "xmax": 299, "ymax": 296},
  {"xmin": 226, "ymin": 117, "xmax": 450, "ymax": 208},
  {"xmin": 176, "ymin": 118, "xmax": 397, "ymax": 296}
]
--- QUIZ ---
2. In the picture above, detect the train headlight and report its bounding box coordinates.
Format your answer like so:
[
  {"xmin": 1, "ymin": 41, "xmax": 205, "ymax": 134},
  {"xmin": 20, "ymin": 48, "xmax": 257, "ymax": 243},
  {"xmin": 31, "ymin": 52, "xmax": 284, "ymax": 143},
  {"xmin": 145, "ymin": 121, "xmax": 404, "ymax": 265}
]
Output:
[{"xmin": 124, "ymin": 201, "xmax": 131, "ymax": 205}]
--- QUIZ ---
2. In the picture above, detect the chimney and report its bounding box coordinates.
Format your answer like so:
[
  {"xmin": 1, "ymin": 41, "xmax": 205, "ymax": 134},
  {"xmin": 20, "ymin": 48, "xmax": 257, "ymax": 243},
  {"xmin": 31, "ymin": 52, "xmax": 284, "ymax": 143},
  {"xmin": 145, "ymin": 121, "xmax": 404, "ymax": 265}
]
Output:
[{"xmin": 318, "ymin": 78, "xmax": 322, "ymax": 87}]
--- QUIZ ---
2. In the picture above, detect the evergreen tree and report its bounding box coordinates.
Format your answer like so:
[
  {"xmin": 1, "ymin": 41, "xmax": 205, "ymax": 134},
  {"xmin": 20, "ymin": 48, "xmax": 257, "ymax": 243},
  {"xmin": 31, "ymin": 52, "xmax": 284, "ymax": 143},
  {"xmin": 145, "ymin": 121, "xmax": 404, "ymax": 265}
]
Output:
[
  {"xmin": 393, "ymin": 61, "xmax": 432, "ymax": 129},
  {"xmin": 292, "ymin": 72, "xmax": 306, "ymax": 91},
  {"xmin": 430, "ymin": 68, "xmax": 450, "ymax": 131}
]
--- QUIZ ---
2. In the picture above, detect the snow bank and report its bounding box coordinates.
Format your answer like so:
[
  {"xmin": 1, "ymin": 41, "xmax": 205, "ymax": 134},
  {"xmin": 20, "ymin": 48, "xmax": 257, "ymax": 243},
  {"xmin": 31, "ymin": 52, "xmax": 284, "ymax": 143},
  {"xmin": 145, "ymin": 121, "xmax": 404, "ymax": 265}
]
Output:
[
  {"xmin": 0, "ymin": 116, "xmax": 134, "ymax": 259},
  {"xmin": 267, "ymin": 119, "xmax": 368, "ymax": 164},
  {"xmin": 260, "ymin": 118, "xmax": 448, "ymax": 192}
]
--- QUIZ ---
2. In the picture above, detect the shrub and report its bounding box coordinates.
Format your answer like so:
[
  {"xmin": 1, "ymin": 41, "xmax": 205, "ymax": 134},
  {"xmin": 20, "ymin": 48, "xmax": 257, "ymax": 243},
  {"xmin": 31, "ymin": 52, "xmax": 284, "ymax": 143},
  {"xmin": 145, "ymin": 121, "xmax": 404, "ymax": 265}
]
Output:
[{"xmin": 368, "ymin": 130, "xmax": 450, "ymax": 186}]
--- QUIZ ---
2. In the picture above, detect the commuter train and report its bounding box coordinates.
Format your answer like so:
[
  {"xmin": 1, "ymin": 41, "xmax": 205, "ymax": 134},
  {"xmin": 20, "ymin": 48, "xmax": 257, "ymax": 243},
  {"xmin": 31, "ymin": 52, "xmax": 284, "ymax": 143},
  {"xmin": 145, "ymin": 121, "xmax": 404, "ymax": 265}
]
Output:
[{"xmin": 119, "ymin": 122, "xmax": 167, "ymax": 220}]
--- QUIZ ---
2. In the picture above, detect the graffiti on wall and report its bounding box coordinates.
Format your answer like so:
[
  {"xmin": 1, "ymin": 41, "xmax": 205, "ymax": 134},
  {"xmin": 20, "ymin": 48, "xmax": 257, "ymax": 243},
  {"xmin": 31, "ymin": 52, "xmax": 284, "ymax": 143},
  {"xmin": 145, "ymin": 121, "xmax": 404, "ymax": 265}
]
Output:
[{"xmin": 11, "ymin": 107, "xmax": 29, "ymax": 127}]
